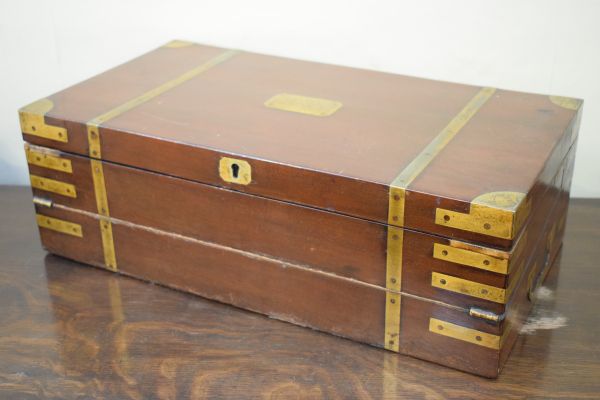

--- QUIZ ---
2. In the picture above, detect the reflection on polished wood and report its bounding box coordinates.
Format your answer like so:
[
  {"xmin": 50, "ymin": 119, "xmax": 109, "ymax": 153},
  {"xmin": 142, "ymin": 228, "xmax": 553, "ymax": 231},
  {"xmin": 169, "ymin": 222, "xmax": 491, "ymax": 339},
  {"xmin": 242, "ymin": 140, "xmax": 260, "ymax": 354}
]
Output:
[{"xmin": 1, "ymin": 186, "xmax": 599, "ymax": 399}]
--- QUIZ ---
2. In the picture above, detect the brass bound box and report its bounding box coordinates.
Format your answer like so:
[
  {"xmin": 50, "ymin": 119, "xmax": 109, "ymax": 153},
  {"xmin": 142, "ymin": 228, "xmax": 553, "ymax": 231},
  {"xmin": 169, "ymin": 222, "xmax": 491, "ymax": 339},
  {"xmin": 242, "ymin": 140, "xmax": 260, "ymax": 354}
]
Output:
[{"xmin": 19, "ymin": 40, "xmax": 581, "ymax": 377}]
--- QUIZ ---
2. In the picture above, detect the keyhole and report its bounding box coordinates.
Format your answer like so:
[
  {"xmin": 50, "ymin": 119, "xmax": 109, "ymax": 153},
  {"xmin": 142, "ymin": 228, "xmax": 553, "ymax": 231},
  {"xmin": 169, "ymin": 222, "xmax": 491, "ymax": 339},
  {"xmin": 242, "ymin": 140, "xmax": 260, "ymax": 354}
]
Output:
[{"xmin": 231, "ymin": 163, "xmax": 240, "ymax": 179}]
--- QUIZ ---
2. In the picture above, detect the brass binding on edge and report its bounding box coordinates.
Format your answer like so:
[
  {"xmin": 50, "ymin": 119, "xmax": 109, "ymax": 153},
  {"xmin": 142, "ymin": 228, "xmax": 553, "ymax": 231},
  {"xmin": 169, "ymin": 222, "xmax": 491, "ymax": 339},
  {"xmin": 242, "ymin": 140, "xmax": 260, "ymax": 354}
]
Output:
[
  {"xmin": 30, "ymin": 174, "xmax": 77, "ymax": 198},
  {"xmin": 85, "ymin": 49, "xmax": 240, "ymax": 272},
  {"xmin": 19, "ymin": 99, "xmax": 68, "ymax": 143},
  {"xmin": 384, "ymin": 87, "xmax": 496, "ymax": 351},
  {"xmin": 429, "ymin": 318, "xmax": 501, "ymax": 350},
  {"xmin": 36, "ymin": 214, "xmax": 83, "ymax": 238},
  {"xmin": 433, "ymin": 243, "xmax": 509, "ymax": 274},
  {"xmin": 431, "ymin": 272, "xmax": 506, "ymax": 304},
  {"xmin": 25, "ymin": 143, "xmax": 73, "ymax": 173}
]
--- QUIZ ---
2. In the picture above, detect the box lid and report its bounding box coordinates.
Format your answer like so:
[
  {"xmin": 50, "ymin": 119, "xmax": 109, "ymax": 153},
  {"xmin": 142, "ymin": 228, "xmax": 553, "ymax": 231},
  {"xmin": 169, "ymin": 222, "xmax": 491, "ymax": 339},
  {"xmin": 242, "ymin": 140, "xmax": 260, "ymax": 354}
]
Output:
[{"xmin": 19, "ymin": 40, "xmax": 582, "ymax": 249}]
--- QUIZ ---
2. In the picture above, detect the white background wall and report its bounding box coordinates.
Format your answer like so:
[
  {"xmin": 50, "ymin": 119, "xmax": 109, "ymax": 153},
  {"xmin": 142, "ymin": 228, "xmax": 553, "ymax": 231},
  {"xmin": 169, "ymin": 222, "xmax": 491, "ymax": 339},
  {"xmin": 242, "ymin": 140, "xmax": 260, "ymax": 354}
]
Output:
[{"xmin": 1, "ymin": 0, "xmax": 598, "ymax": 196}]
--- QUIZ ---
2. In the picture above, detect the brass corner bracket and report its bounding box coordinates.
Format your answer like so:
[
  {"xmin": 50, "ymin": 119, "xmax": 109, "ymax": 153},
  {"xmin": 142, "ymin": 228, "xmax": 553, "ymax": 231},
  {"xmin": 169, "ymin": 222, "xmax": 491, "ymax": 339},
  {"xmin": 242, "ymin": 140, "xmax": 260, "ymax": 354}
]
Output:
[
  {"xmin": 19, "ymin": 99, "xmax": 68, "ymax": 143},
  {"xmin": 549, "ymin": 95, "xmax": 582, "ymax": 111},
  {"xmin": 435, "ymin": 191, "xmax": 530, "ymax": 240}
]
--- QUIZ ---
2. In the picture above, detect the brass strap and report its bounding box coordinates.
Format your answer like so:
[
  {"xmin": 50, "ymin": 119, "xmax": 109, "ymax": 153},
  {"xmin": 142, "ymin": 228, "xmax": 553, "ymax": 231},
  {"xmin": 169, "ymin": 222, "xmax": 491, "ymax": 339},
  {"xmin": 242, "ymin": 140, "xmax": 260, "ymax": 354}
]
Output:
[
  {"xmin": 433, "ymin": 243, "xmax": 509, "ymax": 274},
  {"xmin": 384, "ymin": 87, "xmax": 496, "ymax": 351},
  {"xmin": 25, "ymin": 144, "xmax": 73, "ymax": 173},
  {"xmin": 36, "ymin": 214, "xmax": 83, "ymax": 237},
  {"xmin": 431, "ymin": 272, "xmax": 506, "ymax": 304},
  {"xmin": 30, "ymin": 174, "xmax": 77, "ymax": 198},
  {"xmin": 85, "ymin": 49, "xmax": 239, "ymax": 271},
  {"xmin": 429, "ymin": 317, "xmax": 500, "ymax": 350}
]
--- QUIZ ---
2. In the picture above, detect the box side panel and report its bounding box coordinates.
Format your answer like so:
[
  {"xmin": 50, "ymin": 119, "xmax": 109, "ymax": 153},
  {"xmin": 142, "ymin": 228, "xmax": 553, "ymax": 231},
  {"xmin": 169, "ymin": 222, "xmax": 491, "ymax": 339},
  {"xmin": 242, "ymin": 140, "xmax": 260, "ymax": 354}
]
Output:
[{"xmin": 498, "ymin": 139, "xmax": 576, "ymax": 371}]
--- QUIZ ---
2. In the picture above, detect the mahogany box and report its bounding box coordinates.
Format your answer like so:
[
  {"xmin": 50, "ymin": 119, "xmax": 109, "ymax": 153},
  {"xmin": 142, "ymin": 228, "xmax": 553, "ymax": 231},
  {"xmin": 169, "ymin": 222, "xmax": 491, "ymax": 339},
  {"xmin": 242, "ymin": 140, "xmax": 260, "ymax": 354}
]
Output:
[{"xmin": 19, "ymin": 40, "xmax": 582, "ymax": 377}]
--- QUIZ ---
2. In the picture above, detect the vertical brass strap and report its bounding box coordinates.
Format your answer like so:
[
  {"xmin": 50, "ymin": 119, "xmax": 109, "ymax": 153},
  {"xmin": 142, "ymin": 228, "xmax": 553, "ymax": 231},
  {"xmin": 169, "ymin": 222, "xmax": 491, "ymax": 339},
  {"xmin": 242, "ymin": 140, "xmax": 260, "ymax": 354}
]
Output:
[
  {"xmin": 384, "ymin": 226, "xmax": 403, "ymax": 351},
  {"xmin": 384, "ymin": 87, "xmax": 496, "ymax": 351},
  {"xmin": 89, "ymin": 124, "xmax": 117, "ymax": 270},
  {"xmin": 85, "ymin": 49, "xmax": 239, "ymax": 271},
  {"xmin": 89, "ymin": 158, "xmax": 117, "ymax": 270}
]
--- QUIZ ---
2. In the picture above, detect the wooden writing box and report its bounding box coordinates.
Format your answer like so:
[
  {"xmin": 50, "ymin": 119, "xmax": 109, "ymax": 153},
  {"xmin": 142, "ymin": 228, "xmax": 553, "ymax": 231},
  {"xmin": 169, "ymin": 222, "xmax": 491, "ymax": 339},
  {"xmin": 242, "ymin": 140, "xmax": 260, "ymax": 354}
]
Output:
[{"xmin": 19, "ymin": 40, "xmax": 582, "ymax": 377}]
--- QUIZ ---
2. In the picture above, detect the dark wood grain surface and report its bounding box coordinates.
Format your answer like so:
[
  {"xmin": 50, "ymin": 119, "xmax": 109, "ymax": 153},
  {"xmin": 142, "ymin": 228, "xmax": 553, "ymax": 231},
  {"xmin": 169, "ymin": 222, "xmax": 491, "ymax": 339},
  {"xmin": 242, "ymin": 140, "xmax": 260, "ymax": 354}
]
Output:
[{"xmin": 1, "ymin": 186, "xmax": 599, "ymax": 399}]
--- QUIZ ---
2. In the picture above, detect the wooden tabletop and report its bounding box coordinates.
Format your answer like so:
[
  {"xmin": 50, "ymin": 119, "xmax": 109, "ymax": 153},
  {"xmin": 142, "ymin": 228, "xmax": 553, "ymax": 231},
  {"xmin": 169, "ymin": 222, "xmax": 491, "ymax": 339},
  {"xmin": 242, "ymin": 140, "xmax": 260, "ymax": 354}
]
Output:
[{"xmin": 1, "ymin": 185, "xmax": 599, "ymax": 399}]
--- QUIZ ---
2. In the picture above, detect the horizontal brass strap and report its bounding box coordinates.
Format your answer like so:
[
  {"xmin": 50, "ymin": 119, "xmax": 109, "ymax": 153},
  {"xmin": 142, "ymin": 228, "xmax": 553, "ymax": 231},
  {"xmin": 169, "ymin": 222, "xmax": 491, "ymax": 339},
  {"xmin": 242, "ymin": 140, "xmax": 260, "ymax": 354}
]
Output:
[
  {"xmin": 25, "ymin": 144, "xmax": 72, "ymax": 173},
  {"xmin": 431, "ymin": 272, "xmax": 506, "ymax": 304},
  {"xmin": 30, "ymin": 175, "xmax": 77, "ymax": 198},
  {"xmin": 433, "ymin": 243, "xmax": 508, "ymax": 274},
  {"xmin": 429, "ymin": 317, "xmax": 500, "ymax": 350},
  {"xmin": 36, "ymin": 214, "xmax": 82, "ymax": 237}
]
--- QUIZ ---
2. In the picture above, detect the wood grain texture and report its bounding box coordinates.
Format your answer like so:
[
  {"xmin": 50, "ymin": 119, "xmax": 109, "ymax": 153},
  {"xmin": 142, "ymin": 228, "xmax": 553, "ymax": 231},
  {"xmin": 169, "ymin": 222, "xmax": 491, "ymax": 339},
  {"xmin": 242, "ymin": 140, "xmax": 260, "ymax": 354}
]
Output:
[{"xmin": 1, "ymin": 186, "xmax": 599, "ymax": 398}]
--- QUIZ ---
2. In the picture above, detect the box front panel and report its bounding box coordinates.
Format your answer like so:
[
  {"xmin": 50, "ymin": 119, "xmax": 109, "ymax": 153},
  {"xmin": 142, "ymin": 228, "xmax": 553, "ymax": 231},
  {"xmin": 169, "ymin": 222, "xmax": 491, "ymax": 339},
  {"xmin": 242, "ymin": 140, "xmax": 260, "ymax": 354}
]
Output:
[
  {"xmin": 34, "ymin": 204, "xmax": 505, "ymax": 377},
  {"xmin": 25, "ymin": 142, "xmax": 573, "ymax": 316}
]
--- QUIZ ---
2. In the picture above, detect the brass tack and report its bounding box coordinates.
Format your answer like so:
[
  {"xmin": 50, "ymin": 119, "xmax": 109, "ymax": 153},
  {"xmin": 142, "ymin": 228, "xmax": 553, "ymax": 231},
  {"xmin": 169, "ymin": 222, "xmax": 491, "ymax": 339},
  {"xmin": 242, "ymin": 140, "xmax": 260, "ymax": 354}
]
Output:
[
  {"xmin": 481, "ymin": 289, "xmax": 489, "ymax": 294},
  {"xmin": 393, "ymin": 194, "xmax": 400, "ymax": 201},
  {"xmin": 440, "ymin": 279, "xmax": 447, "ymax": 285},
  {"xmin": 391, "ymin": 278, "xmax": 397, "ymax": 284},
  {"xmin": 475, "ymin": 335, "xmax": 482, "ymax": 341},
  {"xmin": 392, "ymin": 234, "xmax": 399, "ymax": 240},
  {"xmin": 437, "ymin": 325, "xmax": 444, "ymax": 330},
  {"xmin": 483, "ymin": 259, "xmax": 490, "ymax": 266},
  {"xmin": 484, "ymin": 223, "xmax": 491, "ymax": 230},
  {"xmin": 390, "ymin": 298, "xmax": 396, "ymax": 304},
  {"xmin": 389, "ymin": 340, "xmax": 394, "ymax": 345},
  {"xmin": 392, "ymin": 216, "xmax": 398, "ymax": 222},
  {"xmin": 31, "ymin": 125, "xmax": 36, "ymax": 131},
  {"xmin": 443, "ymin": 215, "xmax": 450, "ymax": 222},
  {"xmin": 441, "ymin": 250, "xmax": 448, "ymax": 256}
]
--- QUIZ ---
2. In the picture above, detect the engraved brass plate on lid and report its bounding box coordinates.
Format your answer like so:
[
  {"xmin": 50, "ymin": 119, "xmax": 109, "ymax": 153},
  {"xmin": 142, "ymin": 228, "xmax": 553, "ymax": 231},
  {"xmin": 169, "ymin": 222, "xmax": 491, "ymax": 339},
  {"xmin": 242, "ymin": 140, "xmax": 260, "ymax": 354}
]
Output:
[{"xmin": 265, "ymin": 93, "xmax": 342, "ymax": 117}]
